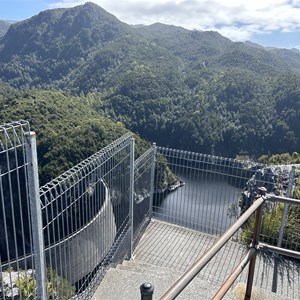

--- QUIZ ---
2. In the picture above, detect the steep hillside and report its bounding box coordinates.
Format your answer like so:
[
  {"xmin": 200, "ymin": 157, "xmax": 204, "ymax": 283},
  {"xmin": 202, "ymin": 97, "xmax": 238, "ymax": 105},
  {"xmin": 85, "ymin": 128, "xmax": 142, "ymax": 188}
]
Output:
[
  {"xmin": 135, "ymin": 23, "xmax": 232, "ymax": 66},
  {"xmin": 0, "ymin": 2, "xmax": 299, "ymax": 90},
  {"xmin": 0, "ymin": 20, "xmax": 14, "ymax": 38},
  {"xmin": 0, "ymin": 3, "xmax": 131, "ymax": 60},
  {"xmin": 0, "ymin": 2, "xmax": 138, "ymax": 88},
  {"xmin": 136, "ymin": 23, "xmax": 300, "ymax": 73},
  {"xmin": 0, "ymin": 2, "xmax": 300, "ymax": 159},
  {"xmin": 0, "ymin": 85, "xmax": 133, "ymax": 184},
  {"xmin": 266, "ymin": 47, "xmax": 300, "ymax": 72}
]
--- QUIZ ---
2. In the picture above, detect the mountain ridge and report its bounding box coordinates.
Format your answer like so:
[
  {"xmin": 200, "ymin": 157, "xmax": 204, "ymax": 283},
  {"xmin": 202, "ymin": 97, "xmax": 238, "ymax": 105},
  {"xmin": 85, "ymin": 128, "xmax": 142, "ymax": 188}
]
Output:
[
  {"xmin": 0, "ymin": 2, "xmax": 133, "ymax": 61},
  {"xmin": 0, "ymin": 20, "xmax": 15, "ymax": 38},
  {"xmin": 0, "ymin": 2, "xmax": 300, "ymax": 158},
  {"xmin": 1, "ymin": 2, "xmax": 300, "ymax": 88}
]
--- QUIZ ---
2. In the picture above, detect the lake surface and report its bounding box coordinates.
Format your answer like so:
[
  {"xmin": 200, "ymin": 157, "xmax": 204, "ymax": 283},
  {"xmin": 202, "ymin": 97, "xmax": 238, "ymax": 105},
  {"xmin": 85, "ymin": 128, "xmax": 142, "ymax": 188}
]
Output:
[{"xmin": 154, "ymin": 170, "xmax": 242, "ymax": 235}]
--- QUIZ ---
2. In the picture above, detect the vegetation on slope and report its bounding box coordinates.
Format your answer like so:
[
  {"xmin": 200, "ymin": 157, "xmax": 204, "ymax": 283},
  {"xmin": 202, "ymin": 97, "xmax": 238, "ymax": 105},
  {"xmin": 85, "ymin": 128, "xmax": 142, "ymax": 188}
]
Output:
[
  {"xmin": 0, "ymin": 1, "xmax": 299, "ymax": 264},
  {"xmin": 0, "ymin": 85, "xmax": 146, "ymax": 184},
  {"xmin": 240, "ymin": 154, "xmax": 300, "ymax": 251},
  {"xmin": 0, "ymin": 2, "xmax": 300, "ymax": 160},
  {"xmin": 0, "ymin": 20, "xmax": 13, "ymax": 38}
]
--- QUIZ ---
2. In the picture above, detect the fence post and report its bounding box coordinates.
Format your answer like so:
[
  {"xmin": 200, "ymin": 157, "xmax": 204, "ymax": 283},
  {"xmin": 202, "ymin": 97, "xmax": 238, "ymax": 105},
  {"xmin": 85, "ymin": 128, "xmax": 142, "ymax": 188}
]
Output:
[
  {"xmin": 277, "ymin": 166, "xmax": 295, "ymax": 248},
  {"xmin": 25, "ymin": 132, "xmax": 47, "ymax": 300},
  {"xmin": 245, "ymin": 188, "xmax": 265, "ymax": 299},
  {"xmin": 129, "ymin": 137, "xmax": 135, "ymax": 259},
  {"xmin": 149, "ymin": 143, "xmax": 156, "ymax": 219}
]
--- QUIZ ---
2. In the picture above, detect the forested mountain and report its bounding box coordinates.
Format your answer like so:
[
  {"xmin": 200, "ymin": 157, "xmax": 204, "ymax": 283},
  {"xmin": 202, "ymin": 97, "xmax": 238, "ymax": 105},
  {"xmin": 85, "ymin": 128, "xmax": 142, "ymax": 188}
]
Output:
[
  {"xmin": 266, "ymin": 47, "xmax": 300, "ymax": 71},
  {"xmin": 0, "ymin": 2, "xmax": 300, "ymax": 160},
  {"xmin": 0, "ymin": 83, "xmax": 148, "ymax": 184},
  {"xmin": 135, "ymin": 23, "xmax": 300, "ymax": 73},
  {"xmin": 0, "ymin": 20, "xmax": 14, "ymax": 38}
]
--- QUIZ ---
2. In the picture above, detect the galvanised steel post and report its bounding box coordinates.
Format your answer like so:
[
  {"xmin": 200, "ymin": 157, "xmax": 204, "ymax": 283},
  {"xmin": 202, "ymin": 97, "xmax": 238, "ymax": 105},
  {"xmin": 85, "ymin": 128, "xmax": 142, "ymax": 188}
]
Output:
[
  {"xmin": 149, "ymin": 143, "xmax": 156, "ymax": 219},
  {"xmin": 129, "ymin": 137, "xmax": 135, "ymax": 259},
  {"xmin": 25, "ymin": 132, "xmax": 47, "ymax": 300},
  {"xmin": 245, "ymin": 188, "xmax": 265, "ymax": 300},
  {"xmin": 277, "ymin": 166, "xmax": 295, "ymax": 248}
]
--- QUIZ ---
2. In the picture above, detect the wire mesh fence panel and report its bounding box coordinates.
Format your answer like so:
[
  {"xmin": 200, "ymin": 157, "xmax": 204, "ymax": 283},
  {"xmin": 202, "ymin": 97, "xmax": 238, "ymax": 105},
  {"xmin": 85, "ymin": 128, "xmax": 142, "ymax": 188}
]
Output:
[
  {"xmin": 0, "ymin": 121, "xmax": 38, "ymax": 300},
  {"xmin": 255, "ymin": 202, "xmax": 300, "ymax": 252},
  {"xmin": 133, "ymin": 218, "xmax": 252, "ymax": 298},
  {"xmin": 153, "ymin": 147, "xmax": 264, "ymax": 236},
  {"xmin": 280, "ymin": 204, "xmax": 300, "ymax": 251},
  {"xmin": 2, "ymin": 118, "xmax": 299, "ymax": 300},
  {"xmin": 237, "ymin": 196, "xmax": 300, "ymax": 300},
  {"xmin": 132, "ymin": 146, "xmax": 155, "ymax": 249},
  {"xmin": 39, "ymin": 132, "xmax": 133, "ymax": 299},
  {"xmin": 238, "ymin": 165, "xmax": 300, "ymax": 250},
  {"xmin": 135, "ymin": 212, "xmax": 300, "ymax": 300}
]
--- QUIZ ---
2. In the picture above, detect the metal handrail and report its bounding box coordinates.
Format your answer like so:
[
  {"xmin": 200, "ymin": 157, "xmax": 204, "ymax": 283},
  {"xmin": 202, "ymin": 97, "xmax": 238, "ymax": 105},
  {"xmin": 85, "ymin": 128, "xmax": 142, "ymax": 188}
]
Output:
[
  {"xmin": 270, "ymin": 194, "xmax": 300, "ymax": 205},
  {"xmin": 258, "ymin": 242, "xmax": 300, "ymax": 260},
  {"xmin": 160, "ymin": 196, "xmax": 266, "ymax": 300},
  {"xmin": 212, "ymin": 247, "xmax": 257, "ymax": 299}
]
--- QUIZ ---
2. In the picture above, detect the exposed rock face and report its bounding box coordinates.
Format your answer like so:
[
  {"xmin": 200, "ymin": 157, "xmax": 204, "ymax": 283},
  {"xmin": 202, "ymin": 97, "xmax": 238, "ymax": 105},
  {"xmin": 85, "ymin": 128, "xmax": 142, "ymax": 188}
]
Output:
[{"xmin": 241, "ymin": 165, "xmax": 296, "ymax": 211}]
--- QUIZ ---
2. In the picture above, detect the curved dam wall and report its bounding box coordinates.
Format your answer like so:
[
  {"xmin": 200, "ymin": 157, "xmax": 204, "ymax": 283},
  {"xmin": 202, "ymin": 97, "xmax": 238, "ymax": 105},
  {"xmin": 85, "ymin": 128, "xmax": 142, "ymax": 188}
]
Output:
[{"xmin": 45, "ymin": 182, "xmax": 117, "ymax": 284}]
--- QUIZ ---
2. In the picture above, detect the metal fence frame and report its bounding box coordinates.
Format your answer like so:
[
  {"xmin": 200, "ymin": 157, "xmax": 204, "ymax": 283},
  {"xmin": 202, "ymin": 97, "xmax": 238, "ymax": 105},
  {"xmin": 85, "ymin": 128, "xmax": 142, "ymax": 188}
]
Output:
[
  {"xmin": 153, "ymin": 146, "xmax": 265, "ymax": 236},
  {"xmin": 132, "ymin": 144, "xmax": 156, "ymax": 251},
  {"xmin": 25, "ymin": 131, "xmax": 47, "ymax": 299},
  {"xmin": 158, "ymin": 193, "xmax": 300, "ymax": 300},
  {"xmin": 39, "ymin": 132, "xmax": 134, "ymax": 298},
  {"xmin": 1, "ymin": 120, "xmax": 299, "ymax": 300},
  {"xmin": 1, "ymin": 123, "xmax": 138, "ymax": 299},
  {"xmin": 0, "ymin": 121, "xmax": 45, "ymax": 299}
]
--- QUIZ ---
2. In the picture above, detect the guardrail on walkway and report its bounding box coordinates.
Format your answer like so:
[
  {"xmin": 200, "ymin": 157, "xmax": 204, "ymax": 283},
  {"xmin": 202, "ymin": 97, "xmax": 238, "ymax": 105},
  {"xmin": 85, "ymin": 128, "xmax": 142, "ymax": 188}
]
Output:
[
  {"xmin": 0, "ymin": 120, "xmax": 157, "ymax": 300},
  {"xmin": 0, "ymin": 121, "xmax": 46, "ymax": 300},
  {"xmin": 39, "ymin": 132, "xmax": 134, "ymax": 298},
  {"xmin": 0, "ymin": 121, "xmax": 137, "ymax": 299},
  {"xmin": 1, "ymin": 120, "xmax": 299, "ymax": 299},
  {"xmin": 132, "ymin": 144, "xmax": 156, "ymax": 251},
  {"xmin": 152, "ymin": 190, "xmax": 300, "ymax": 300},
  {"xmin": 153, "ymin": 147, "xmax": 266, "ymax": 235}
]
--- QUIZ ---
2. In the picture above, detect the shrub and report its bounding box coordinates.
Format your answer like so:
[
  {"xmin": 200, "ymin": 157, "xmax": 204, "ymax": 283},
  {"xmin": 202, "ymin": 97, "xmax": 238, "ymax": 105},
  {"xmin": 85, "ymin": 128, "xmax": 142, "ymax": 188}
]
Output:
[
  {"xmin": 240, "ymin": 203, "xmax": 283, "ymax": 246},
  {"xmin": 14, "ymin": 268, "xmax": 75, "ymax": 300}
]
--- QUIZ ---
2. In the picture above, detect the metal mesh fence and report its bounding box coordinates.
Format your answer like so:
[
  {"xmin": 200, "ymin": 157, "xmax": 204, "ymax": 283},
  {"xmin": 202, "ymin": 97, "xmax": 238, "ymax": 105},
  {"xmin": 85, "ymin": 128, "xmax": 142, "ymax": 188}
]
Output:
[
  {"xmin": 279, "ymin": 203, "xmax": 300, "ymax": 250},
  {"xmin": 0, "ymin": 121, "xmax": 37, "ymax": 299},
  {"xmin": 153, "ymin": 147, "xmax": 263, "ymax": 235},
  {"xmin": 256, "ymin": 202, "xmax": 300, "ymax": 251},
  {"xmin": 39, "ymin": 132, "xmax": 133, "ymax": 299},
  {"xmin": 132, "ymin": 146, "xmax": 155, "ymax": 249},
  {"xmin": 153, "ymin": 147, "xmax": 299, "ymax": 241},
  {"xmin": 1, "ymin": 119, "xmax": 299, "ymax": 299},
  {"xmin": 240, "ymin": 166, "xmax": 300, "ymax": 252}
]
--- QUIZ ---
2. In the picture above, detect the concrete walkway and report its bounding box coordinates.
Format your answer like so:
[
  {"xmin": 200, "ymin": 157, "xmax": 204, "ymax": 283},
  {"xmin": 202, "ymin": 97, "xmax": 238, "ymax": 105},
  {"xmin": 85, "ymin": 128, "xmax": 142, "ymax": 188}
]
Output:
[{"xmin": 93, "ymin": 219, "xmax": 300, "ymax": 299}]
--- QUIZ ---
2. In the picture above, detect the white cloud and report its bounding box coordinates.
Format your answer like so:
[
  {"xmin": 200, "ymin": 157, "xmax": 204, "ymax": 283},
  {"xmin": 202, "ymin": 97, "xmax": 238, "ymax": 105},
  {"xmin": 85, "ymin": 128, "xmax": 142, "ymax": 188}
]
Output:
[
  {"xmin": 214, "ymin": 24, "xmax": 264, "ymax": 42},
  {"xmin": 292, "ymin": 0, "xmax": 300, "ymax": 7},
  {"xmin": 48, "ymin": 0, "xmax": 300, "ymax": 42},
  {"xmin": 49, "ymin": 0, "xmax": 85, "ymax": 8}
]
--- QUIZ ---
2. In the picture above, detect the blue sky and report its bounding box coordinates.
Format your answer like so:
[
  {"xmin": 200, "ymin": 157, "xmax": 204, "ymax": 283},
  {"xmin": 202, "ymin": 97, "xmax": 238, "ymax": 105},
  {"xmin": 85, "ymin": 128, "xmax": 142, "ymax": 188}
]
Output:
[
  {"xmin": 0, "ymin": 1, "xmax": 53, "ymax": 21},
  {"xmin": 1, "ymin": 0, "xmax": 300, "ymax": 50}
]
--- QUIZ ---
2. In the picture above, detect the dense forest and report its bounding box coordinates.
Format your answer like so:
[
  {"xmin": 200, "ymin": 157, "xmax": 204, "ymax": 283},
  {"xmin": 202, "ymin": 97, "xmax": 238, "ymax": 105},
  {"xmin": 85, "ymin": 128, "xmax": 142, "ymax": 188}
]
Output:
[
  {"xmin": 1, "ymin": 2, "xmax": 300, "ymax": 288},
  {"xmin": 1, "ymin": 1, "xmax": 300, "ymax": 290},
  {"xmin": 0, "ymin": 84, "xmax": 148, "ymax": 184},
  {"xmin": 0, "ymin": 2, "xmax": 300, "ymax": 175}
]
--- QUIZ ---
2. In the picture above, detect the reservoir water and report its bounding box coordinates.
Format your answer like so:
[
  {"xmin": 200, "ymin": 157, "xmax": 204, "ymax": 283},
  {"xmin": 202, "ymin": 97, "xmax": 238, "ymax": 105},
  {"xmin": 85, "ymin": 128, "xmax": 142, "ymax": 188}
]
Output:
[{"xmin": 154, "ymin": 170, "xmax": 243, "ymax": 235}]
